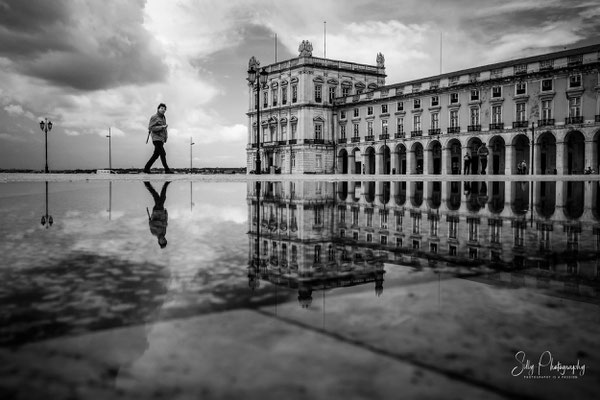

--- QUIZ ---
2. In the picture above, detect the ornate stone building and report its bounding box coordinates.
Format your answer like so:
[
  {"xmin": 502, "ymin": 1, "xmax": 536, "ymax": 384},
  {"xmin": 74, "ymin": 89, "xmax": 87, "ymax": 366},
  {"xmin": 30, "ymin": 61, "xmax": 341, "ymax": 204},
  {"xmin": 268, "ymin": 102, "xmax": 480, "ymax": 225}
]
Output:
[{"xmin": 248, "ymin": 42, "xmax": 600, "ymax": 175}]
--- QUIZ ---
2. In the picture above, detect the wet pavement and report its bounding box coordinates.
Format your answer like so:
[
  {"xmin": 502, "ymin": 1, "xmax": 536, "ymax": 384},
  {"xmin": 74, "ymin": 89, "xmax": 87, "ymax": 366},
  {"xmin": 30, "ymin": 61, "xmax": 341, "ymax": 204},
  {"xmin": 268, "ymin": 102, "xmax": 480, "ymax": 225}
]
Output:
[{"xmin": 0, "ymin": 176, "xmax": 598, "ymax": 399}]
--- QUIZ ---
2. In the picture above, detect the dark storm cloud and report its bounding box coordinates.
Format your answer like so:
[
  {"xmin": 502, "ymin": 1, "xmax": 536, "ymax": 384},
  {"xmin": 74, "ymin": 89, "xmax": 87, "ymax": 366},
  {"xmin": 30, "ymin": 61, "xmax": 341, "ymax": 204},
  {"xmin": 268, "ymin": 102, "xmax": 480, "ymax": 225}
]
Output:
[{"xmin": 0, "ymin": 0, "xmax": 168, "ymax": 91}]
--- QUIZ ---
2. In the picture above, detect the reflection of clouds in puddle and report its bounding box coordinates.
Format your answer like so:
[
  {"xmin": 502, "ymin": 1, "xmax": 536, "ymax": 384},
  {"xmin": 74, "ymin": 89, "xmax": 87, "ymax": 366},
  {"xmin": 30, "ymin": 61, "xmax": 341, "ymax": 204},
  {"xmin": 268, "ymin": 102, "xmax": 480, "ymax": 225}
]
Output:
[{"xmin": 169, "ymin": 204, "xmax": 246, "ymax": 224}]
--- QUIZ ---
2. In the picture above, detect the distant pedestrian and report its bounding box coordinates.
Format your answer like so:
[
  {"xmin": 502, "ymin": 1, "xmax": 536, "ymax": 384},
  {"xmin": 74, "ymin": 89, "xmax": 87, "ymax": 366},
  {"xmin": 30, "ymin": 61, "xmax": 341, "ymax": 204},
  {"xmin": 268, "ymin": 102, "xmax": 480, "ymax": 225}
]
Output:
[
  {"xmin": 477, "ymin": 143, "xmax": 489, "ymax": 174},
  {"xmin": 144, "ymin": 103, "xmax": 172, "ymax": 174},
  {"xmin": 463, "ymin": 152, "xmax": 471, "ymax": 175},
  {"xmin": 518, "ymin": 160, "xmax": 527, "ymax": 175}
]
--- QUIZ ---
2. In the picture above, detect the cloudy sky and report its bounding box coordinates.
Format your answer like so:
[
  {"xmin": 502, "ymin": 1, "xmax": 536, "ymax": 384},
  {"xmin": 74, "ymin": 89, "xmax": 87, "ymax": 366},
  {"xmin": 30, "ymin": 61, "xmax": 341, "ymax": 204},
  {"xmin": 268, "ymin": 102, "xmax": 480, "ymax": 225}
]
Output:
[{"xmin": 1, "ymin": 0, "xmax": 599, "ymax": 170}]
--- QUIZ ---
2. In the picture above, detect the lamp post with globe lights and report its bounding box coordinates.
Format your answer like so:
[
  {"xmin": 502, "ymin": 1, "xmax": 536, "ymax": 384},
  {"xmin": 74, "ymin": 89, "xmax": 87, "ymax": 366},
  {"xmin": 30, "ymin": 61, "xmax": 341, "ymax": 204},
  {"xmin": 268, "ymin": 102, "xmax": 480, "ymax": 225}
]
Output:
[
  {"xmin": 247, "ymin": 61, "xmax": 268, "ymax": 174},
  {"xmin": 39, "ymin": 118, "xmax": 53, "ymax": 173},
  {"xmin": 190, "ymin": 137, "xmax": 195, "ymax": 174}
]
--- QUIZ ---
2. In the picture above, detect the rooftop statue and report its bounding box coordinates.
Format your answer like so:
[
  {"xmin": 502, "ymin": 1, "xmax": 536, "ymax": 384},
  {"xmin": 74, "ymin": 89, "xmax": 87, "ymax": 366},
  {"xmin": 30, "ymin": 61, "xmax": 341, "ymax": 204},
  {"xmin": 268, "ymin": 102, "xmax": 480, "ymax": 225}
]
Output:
[
  {"xmin": 376, "ymin": 52, "xmax": 385, "ymax": 68},
  {"xmin": 248, "ymin": 56, "xmax": 260, "ymax": 70},
  {"xmin": 298, "ymin": 40, "xmax": 313, "ymax": 57}
]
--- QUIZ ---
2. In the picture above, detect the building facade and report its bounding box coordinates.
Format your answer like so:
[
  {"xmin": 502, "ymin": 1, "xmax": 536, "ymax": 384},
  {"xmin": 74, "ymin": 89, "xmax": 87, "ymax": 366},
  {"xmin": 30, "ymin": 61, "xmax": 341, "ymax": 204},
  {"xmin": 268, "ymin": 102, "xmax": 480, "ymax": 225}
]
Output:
[{"xmin": 247, "ymin": 42, "xmax": 600, "ymax": 175}]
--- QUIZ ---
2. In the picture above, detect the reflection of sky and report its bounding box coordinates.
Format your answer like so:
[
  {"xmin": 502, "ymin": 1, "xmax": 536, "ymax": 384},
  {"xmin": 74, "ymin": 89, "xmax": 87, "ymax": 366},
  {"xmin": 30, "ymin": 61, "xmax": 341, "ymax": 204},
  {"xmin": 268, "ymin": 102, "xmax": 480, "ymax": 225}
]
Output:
[{"xmin": 0, "ymin": 181, "xmax": 250, "ymax": 318}]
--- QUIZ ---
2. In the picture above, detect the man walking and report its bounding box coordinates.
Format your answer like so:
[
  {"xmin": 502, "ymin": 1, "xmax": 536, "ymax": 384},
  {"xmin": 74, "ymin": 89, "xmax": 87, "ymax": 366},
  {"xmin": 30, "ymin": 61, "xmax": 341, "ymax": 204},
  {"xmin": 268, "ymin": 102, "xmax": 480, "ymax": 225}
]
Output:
[{"xmin": 144, "ymin": 103, "xmax": 172, "ymax": 174}]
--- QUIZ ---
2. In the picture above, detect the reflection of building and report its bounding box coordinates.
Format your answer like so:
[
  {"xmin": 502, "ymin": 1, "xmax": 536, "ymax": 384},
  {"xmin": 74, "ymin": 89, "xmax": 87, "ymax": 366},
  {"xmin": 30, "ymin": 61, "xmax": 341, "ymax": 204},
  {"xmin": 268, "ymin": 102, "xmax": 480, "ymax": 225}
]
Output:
[
  {"xmin": 248, "ymin": 181, "xmax": 600, "ymax": 303},
  {"xmin": 247, "ymin": 181, "xmax": 385, "ymax": 307},
  {"xmin": 247, "ymin": 42, "xmax": 600, "ymax": 175}
]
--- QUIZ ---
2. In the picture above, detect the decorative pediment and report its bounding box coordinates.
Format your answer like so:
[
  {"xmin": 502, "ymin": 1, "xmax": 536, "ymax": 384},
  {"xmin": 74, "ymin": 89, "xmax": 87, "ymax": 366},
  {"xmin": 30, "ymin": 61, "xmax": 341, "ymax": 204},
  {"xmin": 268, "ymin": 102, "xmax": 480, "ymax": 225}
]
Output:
[
  {"xmin": 280, "ymin": 117, "xmax": 288, "ymax": 124},
  {"xmin": 313, "ymin": 76, "xmax": 325, "ymax": 83},
  {"xmin": 280, "ymin": 79, "xmax": 288, "ymax": 86},
  {"xmin": 271, "ymin": 81, "xmax": 279, "ymax": 89},
  {"xmin": 341, "ymin": 80, "xmax": 352, "ymax": 88},
  {"xmin": 367, "ymin": 83, "xmax": 378, "ymax": 90},
  {"xmin": 268, "ymin": 116, "xmax": 278, "ymax": 124},
  {"xmin": 290, "ymin": 76, "xmax": 299, "ymax": 84},
  {"xmin": 290, "ymin": 116, "xmax": 298, "ymax": 123},
  {"xmin": 313, "ymin": 115, "xmax": 325, "ymax": 122},
  {"xmin": 261, "ymin": 120, "xmax": 269, "ymax": 126},
  {"xmin": 355, "ymin": 81, "xmax": 366, "ymax": 89},
  {"xmin": 327, "ymin": 78, "xmax": 339, "ymax": 85}
]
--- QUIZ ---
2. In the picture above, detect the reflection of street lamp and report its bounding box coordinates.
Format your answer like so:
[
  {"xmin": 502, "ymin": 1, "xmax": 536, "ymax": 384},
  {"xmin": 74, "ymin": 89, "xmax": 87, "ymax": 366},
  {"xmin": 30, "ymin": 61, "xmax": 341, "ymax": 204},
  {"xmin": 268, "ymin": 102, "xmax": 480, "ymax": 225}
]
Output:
[
  {"xmin": 39, "ymin": 118, "xmax": 53, "ymax": 173},
  {"xmin": 106, "ymin": 127, "xmax": 112, "ymax": 171},
  {"xmin": 247, "ymin": 61, "xmax": 269, "ymax": 174},
  {"xmin": 40, "ymin": 181, "xmax": 53, "ymax": 228},
  {"xmin": 189, "ymin": 137, "xmax": 195, "ymax": 174}
]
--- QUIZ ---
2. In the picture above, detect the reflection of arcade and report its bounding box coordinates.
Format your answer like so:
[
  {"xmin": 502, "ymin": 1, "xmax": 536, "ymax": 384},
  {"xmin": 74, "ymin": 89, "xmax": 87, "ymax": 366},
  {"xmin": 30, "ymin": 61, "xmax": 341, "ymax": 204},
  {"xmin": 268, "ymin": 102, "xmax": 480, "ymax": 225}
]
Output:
[
  {"xmin": 247, "ymin": 181, "xmax": 385, "ymax": 308},
  {"xmin": 250, "ymin": 180, "xmax": 600, "ymax": 303}
]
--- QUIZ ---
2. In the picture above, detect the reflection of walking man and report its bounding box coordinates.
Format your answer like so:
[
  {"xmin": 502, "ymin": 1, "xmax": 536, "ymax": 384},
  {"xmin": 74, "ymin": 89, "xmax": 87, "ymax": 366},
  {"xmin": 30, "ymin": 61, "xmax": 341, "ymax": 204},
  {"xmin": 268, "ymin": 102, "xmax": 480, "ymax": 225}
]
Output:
[
  {"xmin": 477, "ymin": 143, "xmax": 489, "ymax": 174},
  {"xmin": 144, "ymin": 181, "xmax": 170, "ymax": 248},
  {"xmin": 144, "ymin": 103, "xmax": 172, "ymax": 174}
]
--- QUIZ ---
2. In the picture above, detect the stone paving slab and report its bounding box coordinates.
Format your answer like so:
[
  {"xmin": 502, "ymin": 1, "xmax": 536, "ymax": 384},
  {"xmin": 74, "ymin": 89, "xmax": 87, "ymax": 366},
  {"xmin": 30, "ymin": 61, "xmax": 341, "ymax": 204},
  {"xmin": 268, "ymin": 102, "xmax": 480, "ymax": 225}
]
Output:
[
  {"xmin": 0, "ymin": 309, "xmax": 508, "ymax": 400},
  {"xmin": 258, "ymin": 272, "xmax": 600, "ymax": 400}
]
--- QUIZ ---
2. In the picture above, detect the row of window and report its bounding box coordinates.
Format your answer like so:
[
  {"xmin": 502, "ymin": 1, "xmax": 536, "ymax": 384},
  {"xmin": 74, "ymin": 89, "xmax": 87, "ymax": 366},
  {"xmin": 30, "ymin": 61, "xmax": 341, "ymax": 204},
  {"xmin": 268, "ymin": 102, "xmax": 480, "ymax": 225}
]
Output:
[
  {"xmin": 260, "ymin": 82, "xmax": 371, "ymax": 108},
  {"xmin": 339, "ymin": 75, "xmax": 583, "ymax": 118},
  {"xmin": 339, "ymin": 97, "xmax": 584, "ymax": 138}
]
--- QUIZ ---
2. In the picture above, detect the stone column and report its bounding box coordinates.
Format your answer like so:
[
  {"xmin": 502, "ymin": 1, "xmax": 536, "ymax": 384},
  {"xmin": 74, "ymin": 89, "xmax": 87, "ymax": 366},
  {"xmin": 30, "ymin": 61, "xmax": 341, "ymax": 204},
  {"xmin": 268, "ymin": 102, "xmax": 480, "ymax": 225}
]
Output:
[
  {"xmin": 556, "ymin": 141, "xmax": 565, "ymax": 175},
  {"xmin": 407, "ymin": 149, "xmax": 415, "ymax": 175},
  {"xmin": 585, "ymin": 138, "xmax": 595, "ymax": 172},
  {"xmin": 423, "ymin": 148, "xmax": 431, "ymax": 175},
  {"xmin": 390, "ymin": 149, "xmax": 398, "ymax": 175},
  {"xmin": 376, "ymin": 149, "xmax": 384, "ymax": 175},
  {"xmin": 441, "ymin": 147, "xmax": 449, "ymax": 175},
  {"xmin": 505, "ymin": 144, "xmax": 513, "ymax": 175}
]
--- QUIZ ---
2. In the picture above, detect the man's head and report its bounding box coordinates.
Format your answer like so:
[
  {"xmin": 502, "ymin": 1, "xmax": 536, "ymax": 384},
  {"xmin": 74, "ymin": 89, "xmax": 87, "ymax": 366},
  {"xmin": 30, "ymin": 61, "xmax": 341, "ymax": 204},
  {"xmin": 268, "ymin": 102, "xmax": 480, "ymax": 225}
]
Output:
[
  {"xmin": 158, "ymin": 236, "xmax": 167, "ymax": 249},
  {"xmin": 157, "ymin": 103, "xmax": 167, "ymax": 114}
]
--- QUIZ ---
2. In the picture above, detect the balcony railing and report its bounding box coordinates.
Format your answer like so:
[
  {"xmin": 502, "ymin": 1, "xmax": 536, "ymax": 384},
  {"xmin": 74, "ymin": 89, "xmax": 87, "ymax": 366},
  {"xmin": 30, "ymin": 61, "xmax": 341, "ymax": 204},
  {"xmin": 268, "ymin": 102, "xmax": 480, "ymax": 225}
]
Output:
[
  {"xmin": 338, "ymin": 138, "xmax": 347, "ymax": 144},
  {"xmin": 411, "ymin": 130, "xmax": 423, "ymax": 137},
  {"xmin": 379, "ymin": 134, "xmax": 390, "ymax": 140},
  {"xmin": 467, "ymin": 125, "xmax": 481, "ymax": 132},
  {"xmin": 447, "ymin": 126, "xmax": 460, "ymax": 134},
  {"xmin": 565, "ymin": 116, "xmax": 584, "ymax": 124},
  {"xmin": 351, "ymin": 136, "xmax": 361, "ymax": 143},
  {"xmin": 288, "ymin": 139, "xmax": 297, "ymax": 144},
  {"xmin": 512, "ymin": 121, "xmax": 529, "ymax": 128},
  {"xmin": 395, "ymin": 131, "xmax": 405, "ymax": 139},
  {"xmin": 278, "ymin": 140, "xmax": 287, "ymax": 145},
  {"xmin": 365, "ymin": 135, "xmax": 375, "ymax": 141},
  {"xmin": 489, "ymin": 123, "xmax": 504, "ymax": 130},
  {"xmin": 304, "ymin": 138, "xmax": 325, "ymax": 145},
  {"xmin": 538, "ymin": 119, "xmax": 555, "ymax": 126},
  {"xmin": 428, "ymin": 128, "xmax": 441, "ymax": 135}
]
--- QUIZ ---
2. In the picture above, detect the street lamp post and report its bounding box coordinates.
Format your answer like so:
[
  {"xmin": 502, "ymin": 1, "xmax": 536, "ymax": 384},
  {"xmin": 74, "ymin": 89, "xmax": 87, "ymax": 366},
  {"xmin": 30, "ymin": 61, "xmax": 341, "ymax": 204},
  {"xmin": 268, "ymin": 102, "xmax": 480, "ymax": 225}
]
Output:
[
  {"xmin": 530, "ymin": 122, "xmax": 535, "ymax": 175},
  {"xmin": 190, "ymin": 137, "xmax": 195, "ymax": 174},
  {"xmin": 247, "ymin": 62, "xmax": 268, "ymax": 174},
  {"xmin": 39, "ymin": 118, "xmax": 53, "ymax": 173},
  {"xmin": 107, "ymin": 127, "xmax": 112, "ymax": 171}
]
